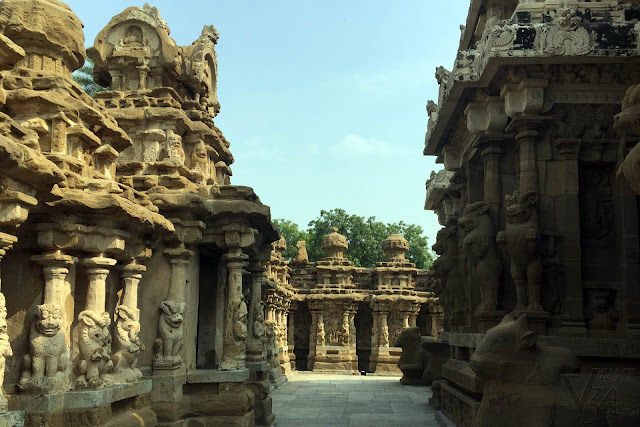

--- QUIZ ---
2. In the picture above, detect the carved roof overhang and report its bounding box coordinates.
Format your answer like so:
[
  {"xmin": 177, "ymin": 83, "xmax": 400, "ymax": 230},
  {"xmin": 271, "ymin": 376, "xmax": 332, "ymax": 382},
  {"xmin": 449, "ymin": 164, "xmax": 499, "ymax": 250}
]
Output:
[
  {"xmin": 425, "ymin": 169, "xmax": 455, "ymax": 210},
  {"xmin": 425, "ymin": 1, "xmax": 640, "ymax": 157}
]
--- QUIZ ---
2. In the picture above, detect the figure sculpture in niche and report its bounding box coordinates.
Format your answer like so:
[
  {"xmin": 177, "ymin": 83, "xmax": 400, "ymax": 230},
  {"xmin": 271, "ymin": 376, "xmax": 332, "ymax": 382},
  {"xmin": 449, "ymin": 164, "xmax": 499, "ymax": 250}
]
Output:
[
  {"xmin": 123, "ymin": 25, "xmax": 144, "ymax": 47},
  {"xmin": 394, "ymin": 327, "xmax": 429, "ymax": 385},
  {"xmin": 161, "ymin": 134, "xmax": 185, "ymax": 164},
  {"xmin": 586, "ymin": 290, "xmax": 618, "ymax": 331},
  {"xmin": 112, "ymin": 305, "xmax": 144, "ymax": 382},
  {"xmin": 253, "ymin": 302, "xmax": 265, "ymax": 339},
  {"xmin": 154, "ymin": 300, "xmax": 186, "ymax": 368},
  {"xmin": 76, "ymin": 311, "xmax": 113, "ymax": 388},
  {"xmin": 470, "ymin": 314, "xmax": 580, "ymax": 426},
  {"xmin": 496, "ymin": 191, "xmax": 543, "ymax": 312},
  {"xmin": 19, "ymin": 304, "xmax": 68, "ymax": 393},
  {"xmin": 191, "ymin": 139, "xmax": 210, "ymax": 176},
  {"xmin": 458, "ymin": 202, "xmax": 502, "ymax": 313}
]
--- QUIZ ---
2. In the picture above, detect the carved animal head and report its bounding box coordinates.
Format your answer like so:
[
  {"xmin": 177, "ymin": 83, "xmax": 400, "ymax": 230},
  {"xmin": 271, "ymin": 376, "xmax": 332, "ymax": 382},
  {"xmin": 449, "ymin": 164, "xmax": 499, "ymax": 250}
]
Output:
[
  {"xmin": 505, "ymin": 191, "xmax": 538, "ymax": 224},
  {"xmin": 160, "ymin": 301, "xmax": 186, "ymax": 328},
  {"xmin": 394, "ymin": 327, "xmax": 422, "ymax": 349},
  {"xmin": 435, "ymin": 66, "xmax": 450, "ymax": 85},
  {"xmin": 117, "ymin": 306, "xmax": 141, "ymax": 342},
  {"xmin": 457, "ymin": 201, "xmax": 491, "ymax": 233},
  {"xmin": 470, "ymin": 314, "xmax": 538, "ymax": 381},
  {"xmin": 35, "ymin": 304, "xmax": 63, "ymax": 337},
  {"xmin": 78, "ymin": 310, "xmax": 112, "ymax": 347},
  {"xmin": 432, "ymin": 226, "xmax": 457, "ymax": 255},
  {"xmin": 589, "ymin": 291, "xmax": 611, "ymax": 315}
]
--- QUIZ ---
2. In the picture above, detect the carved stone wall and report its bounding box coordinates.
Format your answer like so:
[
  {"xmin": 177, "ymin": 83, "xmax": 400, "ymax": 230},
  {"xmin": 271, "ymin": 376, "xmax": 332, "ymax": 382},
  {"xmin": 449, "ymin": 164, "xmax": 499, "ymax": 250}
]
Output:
[{"xmin": 423, "ymin": 1, "xmax": 640, "ymax": 426}]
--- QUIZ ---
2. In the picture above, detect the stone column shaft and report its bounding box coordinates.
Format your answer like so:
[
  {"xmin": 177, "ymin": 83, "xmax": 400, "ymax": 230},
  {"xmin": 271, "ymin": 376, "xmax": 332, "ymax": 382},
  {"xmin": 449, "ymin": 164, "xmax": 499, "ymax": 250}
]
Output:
[
  {"xmin": 554, "ymin": 139, "xmax": 586, "ymax": 335},
  {"xmin": 482, "ymin": 144, "xmax": 502, "ymax": 206},
  {"xmin": 516, "ymin": 129, "xmax": 539, "ymax": 193}
]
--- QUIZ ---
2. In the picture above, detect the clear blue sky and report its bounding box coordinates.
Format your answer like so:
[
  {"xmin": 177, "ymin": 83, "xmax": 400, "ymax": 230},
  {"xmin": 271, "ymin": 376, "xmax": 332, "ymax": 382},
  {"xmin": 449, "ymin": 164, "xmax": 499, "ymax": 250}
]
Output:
[{"xmin": 65, "ymin": 0, "xmax": 469, "ymax": 245}]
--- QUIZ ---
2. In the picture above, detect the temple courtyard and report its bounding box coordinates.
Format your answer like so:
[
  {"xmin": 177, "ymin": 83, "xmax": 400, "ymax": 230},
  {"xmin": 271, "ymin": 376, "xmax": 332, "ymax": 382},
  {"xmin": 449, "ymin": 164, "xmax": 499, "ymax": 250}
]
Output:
[{"xmin": 272, "ymin": 373, "xmax": 437, "ymax": 426}]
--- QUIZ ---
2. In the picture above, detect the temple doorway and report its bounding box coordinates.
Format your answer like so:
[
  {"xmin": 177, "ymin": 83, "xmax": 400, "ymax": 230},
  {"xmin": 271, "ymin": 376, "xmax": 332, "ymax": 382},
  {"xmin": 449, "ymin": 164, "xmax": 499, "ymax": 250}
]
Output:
[
  {"xmin": 355, "ymin": 302, "xmax": 373, "ymax": 372},
  {"xmin": 293, "ymin": 301, "xmax": 311, "ymax": 370}
]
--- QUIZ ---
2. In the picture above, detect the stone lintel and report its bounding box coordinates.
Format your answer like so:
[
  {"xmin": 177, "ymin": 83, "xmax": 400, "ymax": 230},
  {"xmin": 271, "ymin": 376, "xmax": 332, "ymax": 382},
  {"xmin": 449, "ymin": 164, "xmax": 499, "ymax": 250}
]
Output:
[{"xmin": 186, "ymin": 369, "xmax": 250, "ymax": 384}]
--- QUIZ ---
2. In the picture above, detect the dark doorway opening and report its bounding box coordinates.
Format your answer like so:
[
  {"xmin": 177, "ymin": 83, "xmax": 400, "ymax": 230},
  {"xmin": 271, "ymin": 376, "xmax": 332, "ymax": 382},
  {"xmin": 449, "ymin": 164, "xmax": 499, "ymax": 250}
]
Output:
[
  {"xmin": 293, "ymin": 301, "xmax": 311, "ymax": 370},
  {"xmin": 355, "ymin": 302, "xmax": 372, "ymax": 372}
]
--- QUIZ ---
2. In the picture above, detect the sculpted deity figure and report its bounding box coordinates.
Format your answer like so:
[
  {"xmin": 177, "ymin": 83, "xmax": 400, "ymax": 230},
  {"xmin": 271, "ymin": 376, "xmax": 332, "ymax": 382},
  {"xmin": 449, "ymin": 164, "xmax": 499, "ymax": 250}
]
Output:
[
  {"xmin": 19, "ymin": 304, "xmax": 69, "ymax": 393},
  {"xmin": 380, "ymin": 325, "xmax": 390, "ymax": 347},
  {"xmin": 161, "ymin": 134, "xmax": 185, "ymax": 164},
  {"xmin": 76, "ymin": 311, "xmax": 113, "ymax": 389},
  {"xmin": 153, "ymin": 301, "xmax": 186, "ymax": 368}
]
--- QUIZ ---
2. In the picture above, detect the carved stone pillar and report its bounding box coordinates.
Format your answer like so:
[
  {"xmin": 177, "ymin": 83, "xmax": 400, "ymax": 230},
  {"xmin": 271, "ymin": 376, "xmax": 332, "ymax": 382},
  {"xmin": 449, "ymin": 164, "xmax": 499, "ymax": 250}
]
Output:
[
  {"xmin": 21, "ymin": 251, "xmax": 73, "ymax": 394},
  {"xmin": 75, "ymin": 256, "xmax": 116, "ymax": 389},
  {"xmin": 554, "ymin": 139, "xmax": 586, "ymax": 336},
  {"xmin": 112, "ymin": 262, "xmax": 146, "ymax": 383},
  {"xmin": 481, "ymin": 142, "xmax": 503, "ymax": 211},
  {"xmin": 246, "ymin": 267, "xmax": 266, "ymax": 363},
  {"xmin": 380, "ymin": 312, "xmax": 389, "ymax": 347},
  {"xmin": 220, "ymin": 252, "xmax": 248, "ymax": 371},
  {"xmin": 515, "ymin": 122, "xmax": 540, "ymax": 194},
  {"xmin": 287, "ymin": 305, "xmax": 296, "ymax": 370},
  {"xmin": 153, "ymin": 248, "xmax": 192, "ymax": 370},
  {"xmin": 307, "ymin": 309, "xmax": 319, "ymax": 370},
  {"xmin": 0, "ymin": 234, "xmax": 16, "ymax": 411}
]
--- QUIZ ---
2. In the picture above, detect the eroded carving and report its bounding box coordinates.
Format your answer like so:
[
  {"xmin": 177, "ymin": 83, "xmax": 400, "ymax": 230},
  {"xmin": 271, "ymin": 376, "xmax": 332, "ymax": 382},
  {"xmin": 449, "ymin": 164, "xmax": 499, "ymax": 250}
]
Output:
[
  {"xmin": 153, "ymin": 300, "xmax": 185, "ymax": 368},
  {"xmin": 75, "ymin": 310, "xmax": 113, "ymax": 389},
  {"xmin": 497, "ymin": 191, "xmax": 543, "ymax": 312},
  {"xmin": 458, "ymin": 202, "xmax": 502, "ymax": 314},
  {"xmin": 19, "ymin": 304, "xmax": 69, "ymax": 394},
  {"xmin": 112, "ymin": 305, "xmax": 144, "ymax": 382}
]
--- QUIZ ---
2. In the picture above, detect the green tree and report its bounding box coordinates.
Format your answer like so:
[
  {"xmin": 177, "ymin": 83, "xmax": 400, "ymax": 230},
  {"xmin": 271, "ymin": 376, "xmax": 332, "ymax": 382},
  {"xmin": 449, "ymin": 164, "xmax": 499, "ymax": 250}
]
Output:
[
  {"xmin": 72, "ymin": 58, "xmax": 108, "ymax": 96},
  {"xmin": 273, "ymin": 219, "xmax": 310, "ymax": 261},
  {"xmin": 274, "ymin": 209, "xmax": 434, "ymax": 269}
]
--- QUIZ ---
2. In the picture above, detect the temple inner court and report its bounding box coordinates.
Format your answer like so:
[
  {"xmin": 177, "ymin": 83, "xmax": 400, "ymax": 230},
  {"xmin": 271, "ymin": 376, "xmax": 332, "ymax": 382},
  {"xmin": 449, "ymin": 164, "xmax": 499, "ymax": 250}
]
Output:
[{"xmin": 0, "ymin": 0, "xmax": 640, "ymax": 426}]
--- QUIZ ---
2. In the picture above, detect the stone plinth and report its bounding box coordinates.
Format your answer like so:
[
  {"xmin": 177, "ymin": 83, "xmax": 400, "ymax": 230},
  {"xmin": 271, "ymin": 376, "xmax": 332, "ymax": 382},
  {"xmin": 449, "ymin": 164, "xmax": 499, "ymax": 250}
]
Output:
[{"xmin": 312, "ymin": 345, "xmax": 358, "ymax": 374}]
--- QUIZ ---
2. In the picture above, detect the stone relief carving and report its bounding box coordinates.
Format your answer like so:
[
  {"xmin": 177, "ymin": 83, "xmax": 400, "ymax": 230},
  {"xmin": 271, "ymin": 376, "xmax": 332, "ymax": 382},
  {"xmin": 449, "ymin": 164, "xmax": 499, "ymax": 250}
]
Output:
[
  {"xmin": 458, "ymin": 202, "xmax": 502, "ymax": 314},
  {"xmin": 316, "ymin": 322, "xmax": 325, "ymax": 346},
  {"xmin": 19, "ymin": 304, "xmax": 69, "ymax": 393},
  {"xmin": 579, "ymin": 165, "xmax": 615, "ymax": 246},
  {"xmin": 541, "ymin": 234, "xmax": 564, "ymax": 314},
  {"xmin": 497, "ymin": 191, "xmax": 544, "ymax": 313},
  {"xmin": 153, "ymin": 300, "xmax": 185, "ymax": 368},
  {"xmin": 292, "ymin": 240, "xmax": 309, "ymax": 266},
  {"xmin": 112, "ymin": 305, "xmax": 144, "ymax": 383},
  {"xmin": 544, "ymin": 7, "xmax": 592, "ymax": 56},
  {"xmin": 253, "ymin": 301, "xmax": 265, "ymax": 340},
  {"xmin": 431, "ymin": 226, "xmax": 466, "ymax": 318},
  {"xmin": 585, "ymin": 289, "xmax": 618, "ymax": 331},
  {"xmin": 232, "ymin": 299, "xmax": 248, "ymax": 340},
  {"xmin": 75, "ymin": 310, "xmax": 113, "ymax": 389},
  {"xmin": 470, "ymin": 314, "xmax": 580, "ymax": 426},
  {"xmin": 380, "ymin": 325, "xmax": 389, "ymax": 347}
]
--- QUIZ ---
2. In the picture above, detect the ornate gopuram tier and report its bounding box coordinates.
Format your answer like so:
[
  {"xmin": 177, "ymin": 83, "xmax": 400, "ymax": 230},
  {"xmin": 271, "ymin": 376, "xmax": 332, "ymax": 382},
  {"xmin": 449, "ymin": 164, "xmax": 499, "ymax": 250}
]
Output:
[
  {"xmin": 423, "ymin": 2, "xmax": 640, "ymax": 426},
  {"xmin": 0, "ymin": 2, "xmax": 279, "ymax": 427}
]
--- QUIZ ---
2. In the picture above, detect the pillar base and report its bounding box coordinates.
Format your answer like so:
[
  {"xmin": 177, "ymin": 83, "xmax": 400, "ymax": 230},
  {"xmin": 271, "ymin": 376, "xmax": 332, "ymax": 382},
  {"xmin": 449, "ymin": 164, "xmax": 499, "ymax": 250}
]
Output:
[{"xmin": 475, "ymin": 310, "xmax": 506, "ymax": 333}]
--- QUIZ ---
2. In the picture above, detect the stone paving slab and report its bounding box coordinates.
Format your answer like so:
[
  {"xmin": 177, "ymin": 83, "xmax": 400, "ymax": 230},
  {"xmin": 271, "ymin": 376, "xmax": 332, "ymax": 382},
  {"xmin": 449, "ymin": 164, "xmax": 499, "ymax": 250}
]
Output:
[{"xmin": 272, "ymin": 372, "xmax": 438, "ymax": 426}]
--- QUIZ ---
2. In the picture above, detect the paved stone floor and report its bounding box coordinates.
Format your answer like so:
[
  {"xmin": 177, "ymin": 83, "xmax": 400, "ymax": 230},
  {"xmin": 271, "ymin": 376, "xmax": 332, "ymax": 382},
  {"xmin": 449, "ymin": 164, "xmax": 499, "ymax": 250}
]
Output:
[{"xmin": 272, "ymin": 372, "xmax": 438, "ymax": 426}]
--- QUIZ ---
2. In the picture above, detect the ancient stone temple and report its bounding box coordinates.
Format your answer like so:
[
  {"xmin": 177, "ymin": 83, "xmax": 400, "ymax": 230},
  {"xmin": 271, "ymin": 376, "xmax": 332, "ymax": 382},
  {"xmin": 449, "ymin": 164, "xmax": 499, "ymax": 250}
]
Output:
[
  {"xmin": 283, "ymin": 229, "xmax": 442, "ymax": 375},
  {"xmin": 424, "ymin": 1, "xmax": 640, "ymax": 425},
  {"xmin": 0, "ymin": 1, "xmax": 279, "ymax": 425}
]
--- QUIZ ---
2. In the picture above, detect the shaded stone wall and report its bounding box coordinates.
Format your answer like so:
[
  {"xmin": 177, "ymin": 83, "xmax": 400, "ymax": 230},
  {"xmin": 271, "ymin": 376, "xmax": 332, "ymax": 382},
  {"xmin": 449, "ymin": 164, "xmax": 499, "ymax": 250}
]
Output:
[{"xmin": 424, "ymin": 1, "xmax": 640, "ymax": 425}]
